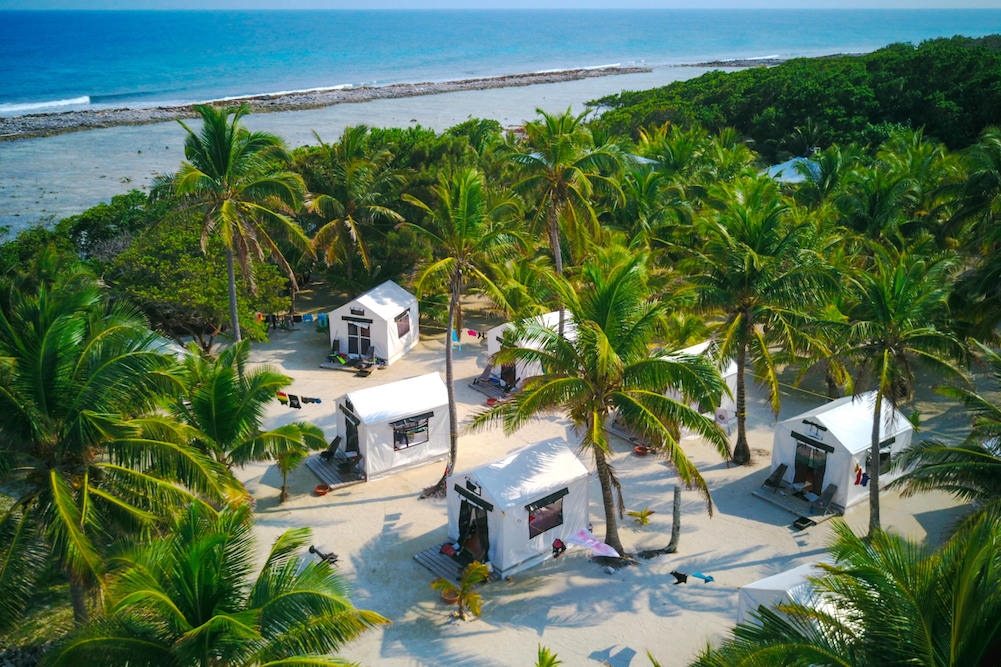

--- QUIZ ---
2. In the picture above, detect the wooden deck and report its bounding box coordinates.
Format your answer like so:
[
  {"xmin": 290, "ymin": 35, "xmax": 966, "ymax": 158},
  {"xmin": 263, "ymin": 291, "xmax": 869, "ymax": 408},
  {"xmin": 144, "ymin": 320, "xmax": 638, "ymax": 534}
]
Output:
[
  {"xmin": 304, "ymin": 453, "xmax": 366, "ymax": 489},
  {"xmin": 469, "ymin": 377, "xmax": 508, "ymax": 401},
  {"xmin": 413, "ymin": 546, "xmax": 466, "ymax": 582},
  {"xmin": 752, "ymin": 484, "xmax": 842, "ymax": 529}
]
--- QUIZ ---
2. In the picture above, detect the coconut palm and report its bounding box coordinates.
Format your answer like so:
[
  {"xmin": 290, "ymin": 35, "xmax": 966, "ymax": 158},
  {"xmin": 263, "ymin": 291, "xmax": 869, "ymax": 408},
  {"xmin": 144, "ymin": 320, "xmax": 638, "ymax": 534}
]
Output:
[
  {"xmin": 890, "ymin": 340, "xmax": 1001, "ymax": 517},
  {"xmin": 0, "ymin": 264, "xmax": 227, "ymax": 627},
  {"xmin": 692, "ymin": 516, "xmax": 1001, "ymax": 666},
  {"xmin": 174, "ymin": 103, "xmax": 310, "ymax": 342},
  {"xmin": 402, "ymin": 167, "xmax": 520, "ymax": 497},
  {"xmin": 839, "ymin": 240, "xmax": 966, "ymax": 537},
  {"xmin": 509, "ymin": 107, "xmax": 623, "ymax": 333},
  {"xmin": 173, "ymin": 341, "xmax": 327, "ymax": 501},
  {"xmin": 683, "ymin": 174, "xmax": 833, "ymax": 465},
  {"xmin": 472, "ymin": 250, "xmax": 730, "ymax": 556},
  {"xmin": 302, "ymin": 126, "xmax": 407, "ymax": 281},
  {"xmin": 45, "ymin": 502, "xmax": 389, "ymax": 666}
]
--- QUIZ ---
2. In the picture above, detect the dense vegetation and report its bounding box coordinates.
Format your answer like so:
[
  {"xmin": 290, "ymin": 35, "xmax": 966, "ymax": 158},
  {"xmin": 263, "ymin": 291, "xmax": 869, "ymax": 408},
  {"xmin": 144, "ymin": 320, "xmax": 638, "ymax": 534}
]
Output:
[
  {"xmin": 592, "ymin": 35, "xmax": 1001, "ymax": 161},
  {"xmin": 3, "ymin": 34, "xmax": 1001, "ymax": 664}
]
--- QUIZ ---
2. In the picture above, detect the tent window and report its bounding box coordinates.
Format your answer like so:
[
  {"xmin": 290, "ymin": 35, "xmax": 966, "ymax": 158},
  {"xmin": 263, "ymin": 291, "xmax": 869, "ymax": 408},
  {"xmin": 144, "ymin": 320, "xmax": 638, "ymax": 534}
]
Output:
[
  {"xmin": 395, "ymin": 309, "xmax": 411, "ymax": 338},
  {"xmin": 350, "ymin": 307, "xmax": 365, "ymax": 316},
  {"xmin": 391, "ymin": 412, "xmax": 433, "ymax": 450},
  {"xmin": 527, "ymin": 488, "xmax": 568, "ymax": 538},
  {"xmin": 866, "ymin": 442, "xmax": 894, "ymax": 475}
]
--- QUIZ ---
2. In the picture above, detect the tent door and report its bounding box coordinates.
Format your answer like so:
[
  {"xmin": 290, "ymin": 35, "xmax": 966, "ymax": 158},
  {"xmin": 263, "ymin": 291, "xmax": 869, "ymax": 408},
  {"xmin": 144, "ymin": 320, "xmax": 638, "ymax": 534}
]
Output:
[
  {"xmin": 500, "ymin": 363, "xmax": 517, "ymax": 391},
  {"xmin": 457, "ymin": 500, "xmax": 490, "ymax": 564},
  {"xmin": 344, "ymin": 412, "xmax": 360, "ymax": 455},
  {"xmin": 793, "ymin": 443, "xmax": 827, "ymax": 494},
  {"xmin": 347, "ymin": 322, "xmax": 371, "ymax": 356}
]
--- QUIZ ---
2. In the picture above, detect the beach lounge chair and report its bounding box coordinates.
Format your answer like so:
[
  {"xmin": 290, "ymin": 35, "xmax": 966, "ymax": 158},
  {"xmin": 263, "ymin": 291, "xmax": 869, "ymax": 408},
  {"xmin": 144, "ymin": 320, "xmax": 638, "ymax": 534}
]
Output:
[
  {"xmin": 761, "ymin": 463, "xmax": 787, "ymax": 493},
  {"xmin": 812, "ymin": 483, "xmax": 838, "ymax": 515}
]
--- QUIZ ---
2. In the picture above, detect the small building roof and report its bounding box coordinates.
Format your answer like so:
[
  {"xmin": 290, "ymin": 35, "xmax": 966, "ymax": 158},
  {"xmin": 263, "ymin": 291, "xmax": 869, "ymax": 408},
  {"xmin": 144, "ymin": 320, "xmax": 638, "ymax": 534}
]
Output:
[
  {"xmin": 462, "ymin": 438, "xmax": 589, "ymax": 510},
  {"xmin": 341, "ymin": 280, "xmax": 416, "ymax": 321},
  {"xmin": 345, "ymin": 372, "xmax": 447, "ymax": 424}
]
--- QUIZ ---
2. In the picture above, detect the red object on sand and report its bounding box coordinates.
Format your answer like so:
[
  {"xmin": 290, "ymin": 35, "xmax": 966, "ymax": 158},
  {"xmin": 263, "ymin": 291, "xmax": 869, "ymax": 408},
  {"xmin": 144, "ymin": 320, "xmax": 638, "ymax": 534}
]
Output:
[{"xmin": 314, "ymin": 484, "xmax": 331, "ymax": 496}]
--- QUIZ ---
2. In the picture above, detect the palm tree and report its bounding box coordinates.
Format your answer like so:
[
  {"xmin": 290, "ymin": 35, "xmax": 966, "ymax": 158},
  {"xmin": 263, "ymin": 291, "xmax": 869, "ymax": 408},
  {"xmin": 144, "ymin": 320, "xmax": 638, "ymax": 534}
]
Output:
[
  {"xmin": 509, "ymin": 107, "xmax": 622, "ymax": 333},
  {"xmin": 302, "ymin": 126, "xmax": 406, "ymax": 281},
  {"xmin": 46, "ymin": 503, "xmax": 389, "ymax": 666},
  {"xmin": 683, "ymin": 174, "xmax": 833, "ymax": 465},
  {"xmin": 173, "ymin": 341, "xmax": 327, "ymax": 501},
  {"xmin": 839, "ymin": 241, "xmax": 966, "ymax": 537},
  {"xmin": 472, "ymin": 251, "xmax": 730, "ymax": 556},
  {"xmin": 890, "ymin": 340, "xmax": 1001, "ymax": 517},
  {"xmin": 402, "ymin": 168, "xmax": 520, "ymax": 497},
  {"xmin": 692, "ymin": 516, "xmax": 1001, "ymax": 666},
  {"xmin": 174, "ymin": 103, "xmax": 310, "ymax": 342},
  {"xmin": 0, "ymin": 265, "xmax": 227, "ymax": 627}
]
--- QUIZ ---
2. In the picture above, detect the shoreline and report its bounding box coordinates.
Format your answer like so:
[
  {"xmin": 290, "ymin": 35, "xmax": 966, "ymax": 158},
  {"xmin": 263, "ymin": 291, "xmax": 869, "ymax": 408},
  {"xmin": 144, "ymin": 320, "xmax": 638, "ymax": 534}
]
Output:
[
  {"xmin": 0, "ymin": 66, "xmax": 653, "ymax": 142},
  {"xmin": 0, "ymin": 57, "xmax": 797, "ymax": 143}
]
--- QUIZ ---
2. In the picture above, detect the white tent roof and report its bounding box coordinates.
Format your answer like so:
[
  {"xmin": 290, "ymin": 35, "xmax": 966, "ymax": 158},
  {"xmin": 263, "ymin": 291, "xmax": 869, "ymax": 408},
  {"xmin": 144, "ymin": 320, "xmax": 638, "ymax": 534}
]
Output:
[
  {"xmin": 763, "ymin": 157, "xmax": 821, "ymax": 183},
  {"xmin": 345, "ymin": 372, "xmax": 447, "ymax": 424},
  {"xmin": 737, "ymin": 560, "xmax": 828, "ymax": 624},
  {"xmin": 467, "ymin": 439, "xmax": 588, "ymax": 510},
  {"xmin": 350, "ymin": 280, "xmax": 416, "ymax": 321},
  {"xmin": 789, "ymin": 391, "xmax": 910, "ymax": 455}
]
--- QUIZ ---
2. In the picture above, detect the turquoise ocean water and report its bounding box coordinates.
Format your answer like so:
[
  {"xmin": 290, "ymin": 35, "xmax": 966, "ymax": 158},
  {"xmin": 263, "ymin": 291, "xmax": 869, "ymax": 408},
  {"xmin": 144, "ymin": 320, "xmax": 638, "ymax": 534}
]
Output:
[
  {"xmin": 3, "ymin": 9, "xmax": 1001, "ymax": 233},
  {"xmin": 3, "ymin": 9, "xmax": 1001, "ymax": 115}
]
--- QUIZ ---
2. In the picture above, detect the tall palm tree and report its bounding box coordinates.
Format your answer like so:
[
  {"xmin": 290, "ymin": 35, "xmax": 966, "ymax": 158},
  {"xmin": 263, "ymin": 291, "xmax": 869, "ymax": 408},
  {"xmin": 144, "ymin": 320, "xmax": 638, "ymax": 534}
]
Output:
[
  {"xmin": 46, "ymin": 503, "xmax": 388, "ymax": 666},
  {"xmin": 302, "ymin": 126, "xmax": 406, "ymax": 281},
  {"xmin": 692, "ymin": 516, "xmax": 1001, "ymax": 666},
  {"xmin": 174, "ymin": 103, "xmax": 310, "ymax": 342},
  {"xmin": 173, "ymin": 341, "xmax": 327, "ymax": 502},
  {"xmin": 683, "ymin": 175, "xmax": 832, "ymax": 465},
  {"xmin": 890, "ymin": 340, "xmax": 1001, "ymax": 518},
  {"xmin": 840, "ymin": 241, "xmax": 966, "ymax": 537},
  {"xmin": 472, "ymin": 251, "xmax": 730, "ymax": 556},
  {"xmin": 0, "ymin": 265, "xmax": 227, "ymax": 627},
  {"xmin": 509, "ymin": 107, "xmax": 622, "ymax": 333},
  {"xmin": 402, "ymin": 168, "xmax": 520, "ymax": 497}
]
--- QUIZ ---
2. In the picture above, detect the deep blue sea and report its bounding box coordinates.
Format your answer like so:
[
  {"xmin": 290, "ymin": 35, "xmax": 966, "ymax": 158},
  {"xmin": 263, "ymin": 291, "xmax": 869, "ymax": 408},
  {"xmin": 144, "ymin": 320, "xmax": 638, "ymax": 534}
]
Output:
[{"xmin": 3, "ymin": 9, "xmax": 1001, "ymax": 116}]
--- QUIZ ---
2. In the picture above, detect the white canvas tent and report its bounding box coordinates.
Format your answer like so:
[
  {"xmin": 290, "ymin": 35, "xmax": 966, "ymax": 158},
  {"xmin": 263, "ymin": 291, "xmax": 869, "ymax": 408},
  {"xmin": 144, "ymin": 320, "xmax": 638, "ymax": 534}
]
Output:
[
  {"xmin": 769, "ymin": 391, "xmax": 913, "ymax": 511},
  {"xmin": 445, "ymin": 438, "xmax": 590, "ymax": 579},
  {"xmin": 673, "ymin": 339, "xmax": 738, "ymax": 421},
  {"xmin": 334, "ymin": 372, "xmax": 448, "ymax": 480},
  {"xmin": 481, "ymin": 311, "xmax": 574, "ymax": 391},
  {"xmin": 328, "ymin": 280, "xmax": 418, "ymax": 365},
  {"xmin": 737, "ymin": 560, "xmax": 829, "ymax": 624}
]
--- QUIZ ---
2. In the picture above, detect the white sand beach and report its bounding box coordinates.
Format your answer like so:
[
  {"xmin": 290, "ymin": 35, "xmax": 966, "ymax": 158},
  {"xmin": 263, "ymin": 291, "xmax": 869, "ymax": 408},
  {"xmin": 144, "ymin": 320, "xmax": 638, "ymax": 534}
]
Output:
[{"xmin": 237, "ymin": 297, "xmax": 970, "ymax": 667}]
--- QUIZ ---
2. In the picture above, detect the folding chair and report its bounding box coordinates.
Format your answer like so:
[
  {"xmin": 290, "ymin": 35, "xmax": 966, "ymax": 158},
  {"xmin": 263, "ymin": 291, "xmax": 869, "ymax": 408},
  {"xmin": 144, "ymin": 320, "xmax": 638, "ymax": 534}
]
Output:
[
  {"xmin": 812, "ymin": 484, "xmax": 838, "ymax": 515},
  {"xmin": 761, "ymin": 463, "xmax": 788, "ymax": 493}
]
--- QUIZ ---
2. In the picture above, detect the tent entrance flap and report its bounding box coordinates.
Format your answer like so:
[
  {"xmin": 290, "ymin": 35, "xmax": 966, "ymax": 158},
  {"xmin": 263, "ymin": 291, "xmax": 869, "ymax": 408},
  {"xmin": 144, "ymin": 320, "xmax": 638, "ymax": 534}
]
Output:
[
  {"xmin": 454, "ymin": 483, "xmax": 494, "ymax": 512},
  {"xmin": 457, "ymin": 500, "xmax": 489, "ymax": 564}
]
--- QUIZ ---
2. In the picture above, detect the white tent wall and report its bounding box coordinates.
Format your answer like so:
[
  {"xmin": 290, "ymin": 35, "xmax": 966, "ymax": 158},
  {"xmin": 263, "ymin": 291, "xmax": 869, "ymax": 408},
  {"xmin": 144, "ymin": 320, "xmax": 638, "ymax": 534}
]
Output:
[
  {"xmin": 335, "ymin": 372, "xmax": 449, "ymax": 479},
  {"xmin": 769, "ymin": 391, "xmax": 914, "ymax": 510},
  {"xmin": 445, "ymin": 439, "xmax": 590, "ymax": 579},
  {"xmin": 737, "ymin": 561, "xmax": 829, "ymax": 624},
  {"xmin": 328, "ymin": 280, "xmax": 419, "ymax": 365},
  {"xmin": 483, "ymin": 311, "xmax": 571, "ymax": 390}
]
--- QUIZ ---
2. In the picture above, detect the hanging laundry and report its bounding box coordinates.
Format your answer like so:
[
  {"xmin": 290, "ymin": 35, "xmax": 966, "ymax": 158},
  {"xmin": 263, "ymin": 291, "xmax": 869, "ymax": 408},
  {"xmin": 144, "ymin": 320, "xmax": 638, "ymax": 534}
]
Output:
[{"xmin": 288, "ymin": 394, "xmax": 302, "ymax": 409}]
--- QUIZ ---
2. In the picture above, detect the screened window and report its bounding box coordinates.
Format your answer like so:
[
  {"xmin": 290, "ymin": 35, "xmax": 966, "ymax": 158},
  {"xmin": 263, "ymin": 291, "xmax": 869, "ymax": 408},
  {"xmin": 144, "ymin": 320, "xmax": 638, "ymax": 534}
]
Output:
[
  {"xmin": 391, "ymin": 412, "xmax": 432, "ymax": 450},
  {"xmin": 526, "ymin": 488, "xmax": 569, "ymax": 538},
  {"xmin": 395, "ymin": 309, "xmax": 411, "ymax": 338}
]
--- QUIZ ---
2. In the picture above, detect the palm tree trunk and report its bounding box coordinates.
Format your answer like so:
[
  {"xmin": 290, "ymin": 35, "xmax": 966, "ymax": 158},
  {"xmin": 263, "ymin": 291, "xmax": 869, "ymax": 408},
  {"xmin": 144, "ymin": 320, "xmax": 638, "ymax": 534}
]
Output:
[
  {"xmin": 280, "ymin": 469, "xmax": 289, "ymax": 504},
  {"xmin": 69, "ymin": 574, "xmax": 89, "ymax": 627},
  {"xmin": 593, "ymin": 445, "xmax": 624, "ymax": 556},
  {"xmin": 867, "ymin": 391, "xmax": 884, "ymax": 538},
  {"xmin": 667, "ymin": 485, "xmax": 682, "ymax": 552},
  {"xmin": 226, "ymin": 246, "xmax": 242, "ymax": 342},
  {"xmin": 422, "ymin": 275, "xmax": 461, "ymax": 499},
  {"xmin": 731, "ymin": 341, "xmax": 751, "ymax": 465},
  {"xmin": 547, "ymin": 205, "xmax": 567, "ymax": 338}
]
